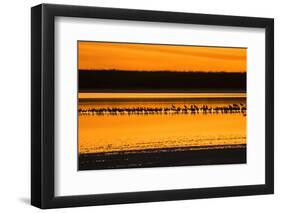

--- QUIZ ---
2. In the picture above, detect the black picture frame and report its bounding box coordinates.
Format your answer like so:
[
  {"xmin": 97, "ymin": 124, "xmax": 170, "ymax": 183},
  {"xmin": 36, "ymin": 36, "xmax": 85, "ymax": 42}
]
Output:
[{"xmin": 31, "ymin": 3, "xmax": 274, "ymax": 209}]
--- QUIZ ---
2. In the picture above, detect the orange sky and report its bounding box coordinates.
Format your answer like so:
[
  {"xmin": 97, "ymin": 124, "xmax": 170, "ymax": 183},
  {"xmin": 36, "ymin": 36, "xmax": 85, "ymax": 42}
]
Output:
[{"xmin": 78, "ymin": 41, "xmax": 246, "ymax": 72}]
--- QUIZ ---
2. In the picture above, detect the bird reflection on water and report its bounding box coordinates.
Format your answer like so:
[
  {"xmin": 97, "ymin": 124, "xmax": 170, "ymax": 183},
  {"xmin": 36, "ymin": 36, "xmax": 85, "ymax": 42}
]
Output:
[{"xmin": 79, "ymin": 103, "xmax": 246, "ymax": 116}]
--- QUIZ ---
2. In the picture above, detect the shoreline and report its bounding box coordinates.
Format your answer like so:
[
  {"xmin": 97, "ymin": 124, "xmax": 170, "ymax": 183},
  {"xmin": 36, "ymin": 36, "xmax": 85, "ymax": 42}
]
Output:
[{"xmin": 78, "ymin": 145, "xmax": 246, "ymax": 171}]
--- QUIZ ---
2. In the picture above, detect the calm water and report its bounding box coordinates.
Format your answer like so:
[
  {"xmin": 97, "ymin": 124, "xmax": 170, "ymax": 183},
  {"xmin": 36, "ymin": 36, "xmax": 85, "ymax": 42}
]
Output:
[{"xmin": 78, "ymin": 93, "xmax": 246, "ymax": 154}]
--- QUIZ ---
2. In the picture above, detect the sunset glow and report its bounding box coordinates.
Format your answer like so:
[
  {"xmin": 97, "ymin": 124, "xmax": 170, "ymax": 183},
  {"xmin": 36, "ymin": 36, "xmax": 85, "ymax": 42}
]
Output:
[
  {"xmin": 78, "ymin": 41, "xmax": 247, "ymax": 72},
  {"xmin": 78, "ymin": 41, "xmax": 247, "ymax": 170}
]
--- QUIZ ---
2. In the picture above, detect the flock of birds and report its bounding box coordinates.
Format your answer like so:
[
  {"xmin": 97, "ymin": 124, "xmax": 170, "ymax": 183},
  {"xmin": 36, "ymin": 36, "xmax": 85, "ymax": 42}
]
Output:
[{"xmin": 79, "ymin": 103, "xmax": 247, "ymax": 116}]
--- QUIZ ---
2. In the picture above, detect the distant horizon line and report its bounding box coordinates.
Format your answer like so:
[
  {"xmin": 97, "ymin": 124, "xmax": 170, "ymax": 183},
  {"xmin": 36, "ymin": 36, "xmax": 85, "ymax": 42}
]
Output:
[
  {"xmin": 78, "ymin": 92, "xmax": 246, "ymax": 99},
  {"xmin": 79, "ymin": 90, "xmax": 247, "ymax": 94},
  {"xmin": 79, "ymin": 69, "xmax": 246, "ymax": 73}
]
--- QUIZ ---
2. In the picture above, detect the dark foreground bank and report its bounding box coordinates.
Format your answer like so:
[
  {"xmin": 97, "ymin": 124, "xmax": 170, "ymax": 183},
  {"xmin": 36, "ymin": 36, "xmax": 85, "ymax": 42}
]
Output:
[{"xmin": 78, "ymin": 145, "xmax": 246, "ymax": 171}]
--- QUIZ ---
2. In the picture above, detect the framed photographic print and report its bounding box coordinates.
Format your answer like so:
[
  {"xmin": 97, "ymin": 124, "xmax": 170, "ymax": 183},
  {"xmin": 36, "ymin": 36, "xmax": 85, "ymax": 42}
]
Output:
[{"xmin": 31, "ymin": 3, "xmax": 274, "ymax": 209}]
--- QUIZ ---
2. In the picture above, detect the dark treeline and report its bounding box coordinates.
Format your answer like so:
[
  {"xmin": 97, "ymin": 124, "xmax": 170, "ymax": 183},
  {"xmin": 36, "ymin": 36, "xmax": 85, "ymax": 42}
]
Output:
[{"xmin": 79, "ymin": 70, "xmax": 246, "ymax": 93}]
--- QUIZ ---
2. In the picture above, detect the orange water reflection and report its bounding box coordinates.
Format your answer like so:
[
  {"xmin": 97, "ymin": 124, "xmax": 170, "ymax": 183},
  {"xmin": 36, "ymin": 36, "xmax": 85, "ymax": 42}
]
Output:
[{"xmin": 78, "ymin": 93, "xmax": 246, "ymax": 154}]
